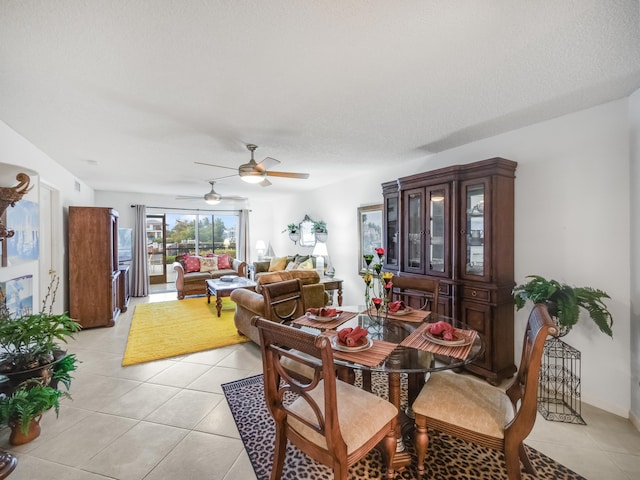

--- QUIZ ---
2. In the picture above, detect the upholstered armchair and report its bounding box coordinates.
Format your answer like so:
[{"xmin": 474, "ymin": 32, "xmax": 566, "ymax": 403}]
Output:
[{"xmin": 230, "ymin": 270, "xmax": 328, "ymax": 344}]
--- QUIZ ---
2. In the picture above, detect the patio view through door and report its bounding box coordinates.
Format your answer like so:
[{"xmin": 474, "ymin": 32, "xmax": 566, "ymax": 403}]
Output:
[{"xmin": 146, "ymin": 214, "xmax": 167, "ymax": 285}]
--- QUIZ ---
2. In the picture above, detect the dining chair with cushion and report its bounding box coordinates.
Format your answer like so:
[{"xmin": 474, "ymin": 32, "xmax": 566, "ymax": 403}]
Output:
[
  {"xmin": 411, "ymin": 303, "xmax": 557, "ymax": 480},
  {"xmin": 391, "ymin": 276, "xmax": 440, "ymax": 312},
  {"xmin": 251, "ymin": 316, "xmax": 398, "ymax": 480},
  {"xmin": 261, "ymin": 278, "xmax": 306, "ymax": 323}
]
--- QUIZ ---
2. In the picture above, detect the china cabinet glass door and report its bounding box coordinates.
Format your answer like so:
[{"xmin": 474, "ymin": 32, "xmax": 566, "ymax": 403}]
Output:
[
  {"xmin": 461, "ymin": 179, "xmax": 489, "ymax": 280},
  {"xmin": 426, "ymin": 185, "xmax": 449, "ymax": 277},
  {"xmin": 404, "ymin": 188, "xmax": 424, "ymax": 273},
  {"xmin": 384, "ymin": 194, "xmax": 399, "ymax": 269}
]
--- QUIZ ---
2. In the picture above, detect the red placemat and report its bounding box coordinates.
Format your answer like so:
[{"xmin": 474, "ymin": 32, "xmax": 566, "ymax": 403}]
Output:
[
  {"xmin": 362, "ymin": 307, "xmax": 431, "ymax": 323},
  {"xmin": 400, "ymin": 323, "xmax": 478, "ymax": 360},
  {"xmin": 292, "ymin": 311, "xmax": 358, "ymax": 330},
  {"xmin": 324, "ymin": 332, "xmax": 398, "ymax": 367}
]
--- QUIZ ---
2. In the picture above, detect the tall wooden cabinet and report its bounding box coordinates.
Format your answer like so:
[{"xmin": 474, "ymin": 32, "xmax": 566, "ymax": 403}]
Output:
[
  {"xmin": 383, "ymin": 158, "xmax": 517, "ymax": 384},
  {"xmin": 69, "ymin": 207, "xmax": 120, "ymax": 328}
]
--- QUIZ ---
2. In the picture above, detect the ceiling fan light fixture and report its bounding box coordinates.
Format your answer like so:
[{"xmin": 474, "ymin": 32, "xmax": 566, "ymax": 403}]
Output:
[
  {"xmin": 239, "ymin": 172, "xmax": 265, "ymax": 184},
  {"xmin": 204, "ymin": 181, "xmax": 222, "ymax": 204},
  {"xmin": 239, "ymin": 162, "xmax": 265, "ymax": 183}
]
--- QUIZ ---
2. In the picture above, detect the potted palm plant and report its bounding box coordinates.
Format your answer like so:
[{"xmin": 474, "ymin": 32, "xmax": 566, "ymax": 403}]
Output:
[
  {"xmin": 512, "ymin": 275, "xmax": 613, "ymax": 337},
  {"xmin": 0, "ymin": 379, "xmax": 68, "ymax": 445},
  {"xmin": 0, "ymin": 275, "xmax": 80, "ymax": 444}
]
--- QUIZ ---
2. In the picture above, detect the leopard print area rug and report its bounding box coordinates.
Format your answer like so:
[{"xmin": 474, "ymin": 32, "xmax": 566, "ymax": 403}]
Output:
[{"xmin": 222, "ymin": 374, "xmax": 587, "ymax": 480}]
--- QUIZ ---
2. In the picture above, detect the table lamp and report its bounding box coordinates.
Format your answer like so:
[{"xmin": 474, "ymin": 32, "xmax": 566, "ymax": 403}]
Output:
[
  {"xmin": 312, "ymin": 242, "xmax": 328, "ymax": 276},
  {"xmin": 255, "ymin": 240, "xmax": 266, "ymax": 260}
]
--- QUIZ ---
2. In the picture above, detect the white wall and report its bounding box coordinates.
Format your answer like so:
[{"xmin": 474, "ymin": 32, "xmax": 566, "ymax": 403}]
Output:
[
  {"xmin": 0, "ymin": 121, "xmax": 94, "ymax": 313},
  {"xmin": 629, "ymin": 88, "xmax": 640, "ymax": 427}
]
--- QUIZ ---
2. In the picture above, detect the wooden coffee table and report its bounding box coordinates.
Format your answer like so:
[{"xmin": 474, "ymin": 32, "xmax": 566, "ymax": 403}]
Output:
[{"xmin": 206, "ymin": 278, "xmax": 257, "ymax": 317}]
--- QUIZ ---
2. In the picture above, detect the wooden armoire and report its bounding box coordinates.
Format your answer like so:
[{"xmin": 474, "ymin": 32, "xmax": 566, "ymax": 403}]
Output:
[
  {"xmin": 382, "ymin": 158, "xmax": 517, "ymax": 384},
  {"xmin": 69, "ymin": 206, "xmax": 120, "ymax": 328}
]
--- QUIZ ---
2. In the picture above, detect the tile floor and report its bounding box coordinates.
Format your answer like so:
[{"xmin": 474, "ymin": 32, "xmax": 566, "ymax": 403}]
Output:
[{"xmin": 1, "ymin": 288, "xmax": 639, "ymax": 480}]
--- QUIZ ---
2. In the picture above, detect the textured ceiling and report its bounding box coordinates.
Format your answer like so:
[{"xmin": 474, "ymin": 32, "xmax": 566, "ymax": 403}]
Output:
[{"xmin": 1, "ymin": 1, "xmax": 639, "ymax": 204}]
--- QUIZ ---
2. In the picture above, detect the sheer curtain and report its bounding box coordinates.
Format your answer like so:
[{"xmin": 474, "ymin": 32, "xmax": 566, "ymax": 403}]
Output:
[
  {"xmin": 238, "ymin": 209, "xmax": 250, "ymax": 262},
  {"xmin": 131, "ymin": 204, "xmax": 149, "ymax": 297}
]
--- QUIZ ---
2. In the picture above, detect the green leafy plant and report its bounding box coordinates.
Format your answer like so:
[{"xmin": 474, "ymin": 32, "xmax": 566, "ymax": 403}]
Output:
[
  {"xmin": 284, "ymin": 223, "xmax": 298, "ymax": 233},
  {"xmin": 0, "ymin": 381, "xmax": 68, "ymax": 434},
  {"xmin": 313, "ymin": 220, "xmax": 327, "ymax": 233},
  {"xmin": 0, "ymin": 312, "xmax": 81, "ymax": 371},
  {"xmin": 0, "ymin": 275, "xmax": 81, "ymax": 372},
  {"xmin": 51, "ymin": 353, "xmax": 79, "ymax": 391},
  {"xmin": 513, "ymin": 275, "xmax": 613, "ymax": 337}
]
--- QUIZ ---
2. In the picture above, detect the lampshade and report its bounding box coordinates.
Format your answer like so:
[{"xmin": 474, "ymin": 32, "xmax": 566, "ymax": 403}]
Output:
[
  {"xmin": 312, "ymin": 242, "xmax": 328, "ymax": 257},
  {"xmin": 255, "ymin": 240, "xmax": 266, "ymax": 251}
]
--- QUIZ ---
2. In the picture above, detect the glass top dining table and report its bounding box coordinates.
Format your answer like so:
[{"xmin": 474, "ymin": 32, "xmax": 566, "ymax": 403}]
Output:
[
  {"xmin": 293, "ymin": 305, "xmax": 484, "ymax": 374},
  {"xmin": 291, "ymin": 305, "xmax": 485, "ymax": 471}
]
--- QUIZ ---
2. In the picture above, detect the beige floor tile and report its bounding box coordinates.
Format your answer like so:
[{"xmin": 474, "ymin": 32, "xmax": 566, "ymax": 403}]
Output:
[
  {"xmin": 194, "ymin": 397, "xmax": 241, "ymax": 438},
  {"xmin": 64, "ymin": 374, "xmax": 141, "ymax": 411},
  {"xmin": 223, "ymin": 450, "xmax": 259, "ymax": 480},
  {"xmin": 527, "ymin": 440, "xmax": 628, "ymax": 480},
  {"xmin": 147, "ymin": 361, "xmax": 213, "ymax": 388},
  {"xmin": 216, "ymin": 343, "xmax": 263, "ymax": 370},
  {"xmin": 144, "ymin": 389, "xmax": 224, "ymax": 429},
  {"xmin": 81, "ymin": 421, "xmax": 189, "ymax": 480},
  {"xmin": 4, "ymin": 454, "xmax": 110, "ymax": 480},
  {"xmin": 143, "ymin": 431, "xmax": 245, "ymax": 480},
  {"xmin": 607, "ymin": 451, "xmax": 640, "ymax": 479},
  {"xmin": 27, "ymin": 412, "xmax": 138, "ymax": 467},
  {"xmin": 180, "ymin": 345, "xmax": 240, "ymax": 366},
  {"xmin": 186, "ymin": 365, "xmax": 255, "ymax": 394},
  {"xmin": 97, "ymin": 355, "xmax": 176, "ymax": 382},
  {"xmin": 98, "ymin": 382, "xmax": 181, "ymax": 419}
]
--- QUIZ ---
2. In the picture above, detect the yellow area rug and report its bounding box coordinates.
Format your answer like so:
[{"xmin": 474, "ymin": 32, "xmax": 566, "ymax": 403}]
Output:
[{"xmin": 122, "ymin": 297, "xmax": 249, "ymax": 366}]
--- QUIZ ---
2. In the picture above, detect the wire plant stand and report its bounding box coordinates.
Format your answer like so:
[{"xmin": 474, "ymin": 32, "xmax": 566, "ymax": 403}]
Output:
[{"xmin": 537, "ymin": 336, "xmax": 587, "ymax": 425}]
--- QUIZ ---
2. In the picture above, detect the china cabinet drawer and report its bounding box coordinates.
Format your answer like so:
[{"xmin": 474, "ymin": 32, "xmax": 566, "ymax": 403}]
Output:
[{"xmin": 461, "ymin": 286, "xmax": 491, "ymax": 302}]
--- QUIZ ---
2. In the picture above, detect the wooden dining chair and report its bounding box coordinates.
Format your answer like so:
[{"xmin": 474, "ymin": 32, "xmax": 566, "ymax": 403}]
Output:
[
  {"xmin": 411, "ymin": 304, "xmax": 557, "ymax": 480},
  {"xmin": 251, "ymin": 316, "xmax": 398, "ymax": 480},
  {"xmin": 391, "ymin": 276, "xmax": 440, "ymax": 312},
  {"xmin": 261, "ymin": 278, "xmax": 306, "ymax": 323}
]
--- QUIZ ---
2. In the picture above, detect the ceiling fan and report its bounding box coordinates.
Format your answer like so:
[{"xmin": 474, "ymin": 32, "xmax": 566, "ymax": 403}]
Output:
[
  {"xmin": 195, "ymin": 144, "xmax": 309, "ymax": 187},
  {"xmin": 176, "ymin": 181, "xmax": 247, "ymax": 205}
]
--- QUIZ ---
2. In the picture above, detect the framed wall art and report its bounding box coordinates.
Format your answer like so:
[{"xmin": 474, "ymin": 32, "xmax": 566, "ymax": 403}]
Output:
[{"xmin": 357, "ymin": 204, "xmax": 383, "ymax": 273}]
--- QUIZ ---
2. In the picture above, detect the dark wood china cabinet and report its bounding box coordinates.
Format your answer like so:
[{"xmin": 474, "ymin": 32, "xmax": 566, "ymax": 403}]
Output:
[
  {"xmin": 382, "ymin": 158, "xmax": 517, "ymax": 384},
  {"xmin": 69, "ymin": 206, "xmax": 121, "ymax": 328}
]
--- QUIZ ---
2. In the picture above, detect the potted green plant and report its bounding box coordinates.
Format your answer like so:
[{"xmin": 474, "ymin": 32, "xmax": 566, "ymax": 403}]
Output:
[
  {"xmin": 313, "ymin": 220, "xmax": 327, "ymax": 233},
  {"xmin": 0, "ymin": 311, "xmax": 81, "ymax": 388},
  {"xmin": 0, "ymin": 379, "xmax": 68, "ymax": 445},
  {"xmin": 283, "ymin": 223, "xmax": 300, "ymax": 244},
  {"xmin": 512, "ymin": 275, "xmax": 613, "ymax": 337},
  {"xmin": 313, "ymin": 220, "xmax": 328, "ymax": 242}
]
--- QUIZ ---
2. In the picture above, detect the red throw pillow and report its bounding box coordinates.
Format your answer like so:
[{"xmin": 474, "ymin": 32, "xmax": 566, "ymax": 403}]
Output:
[
  {"xmin": 216, "ymin": 253, "xmax": 232, "ymax": 270},
  {"xmin": 184, "ymin": 255, "xmax": 201, "ymax": 273}
]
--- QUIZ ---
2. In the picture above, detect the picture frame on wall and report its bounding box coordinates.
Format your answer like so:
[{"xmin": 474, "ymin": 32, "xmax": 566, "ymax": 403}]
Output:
[{"xmin": 357, "ymin": 204, "xmax": 383, "ymax": 273}]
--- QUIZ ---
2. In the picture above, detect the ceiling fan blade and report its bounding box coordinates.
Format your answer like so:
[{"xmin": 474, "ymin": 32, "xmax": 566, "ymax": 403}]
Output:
[
  {"xmin": 255, "ymin": 156, "xmax": 280, "ymax": 172},
  {"xmin": 194, "ymin": 161, "xmax": 237, "ymax": 171},
  {"xmin": 265, "ymin": 171, "xmax": 310, "ymax": 179},
  {"xmin": 260, "ymin": 178, "xmax": 272, "ymax": 187},
  {"xmin": 175, "ymin": 195, "xmax": 202, "ymax": 200},
  {"xmin": 221, "ymin": 195, "xmax": 248, "ymax": 201}
]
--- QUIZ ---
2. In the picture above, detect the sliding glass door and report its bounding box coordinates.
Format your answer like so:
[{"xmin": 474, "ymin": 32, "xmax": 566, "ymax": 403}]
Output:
[{"xmin": 145, "ymin": 210, "xmax": 240, "ymax": 286}]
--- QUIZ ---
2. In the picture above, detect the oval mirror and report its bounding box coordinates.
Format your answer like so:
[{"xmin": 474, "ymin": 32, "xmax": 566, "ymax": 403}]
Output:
[{"xmin": 299, "ymin": 215, "xmax": 316, "ymax": 247}]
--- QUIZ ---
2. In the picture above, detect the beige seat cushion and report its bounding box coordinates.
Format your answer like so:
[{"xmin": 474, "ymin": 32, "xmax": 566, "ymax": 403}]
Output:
[
  {"xmin": 287, "ymin": 379, "xmax": 397, "ymax": 455},
  {"xmin": 412, "ymin": 372, "xmax": 514, "ymax": 439}
]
